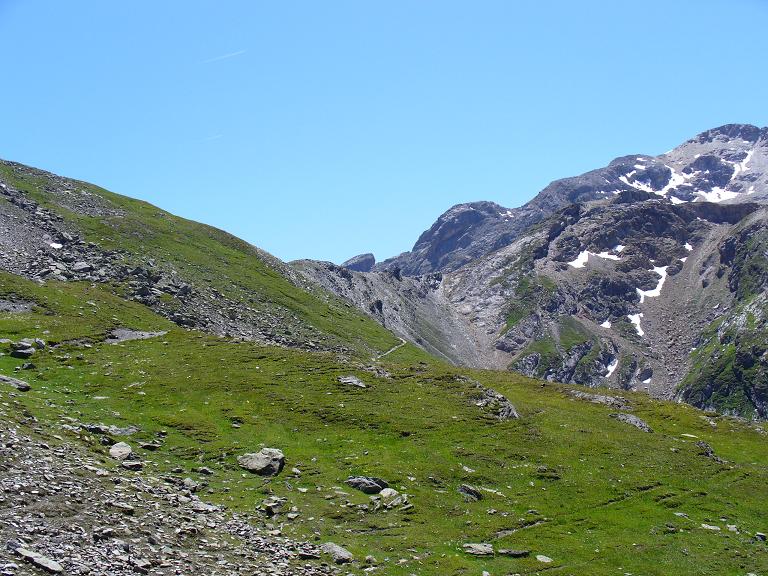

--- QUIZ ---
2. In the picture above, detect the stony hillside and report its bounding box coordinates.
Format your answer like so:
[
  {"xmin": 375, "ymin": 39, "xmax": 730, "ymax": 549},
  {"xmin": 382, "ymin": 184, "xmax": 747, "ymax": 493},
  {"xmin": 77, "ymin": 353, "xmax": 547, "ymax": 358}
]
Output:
[
  {"xmin": 0, "ymin": 160, "xmax": 401, "ymax": 358},
  {"xmin": 301, "ymin": 124, "xmax": 768, "ymax": 418}
]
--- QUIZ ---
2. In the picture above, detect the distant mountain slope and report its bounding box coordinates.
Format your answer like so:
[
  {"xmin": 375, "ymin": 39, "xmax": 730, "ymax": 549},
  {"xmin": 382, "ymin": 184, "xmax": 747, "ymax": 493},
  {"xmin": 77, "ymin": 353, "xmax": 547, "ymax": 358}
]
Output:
[
  {"xmin": 300, "ymin": 124, "xmax": 768, "ymax": 418},
  {"xmin": 375, "ymin": 124, "xmax": 768, "ymax": 276},
  {"xmin": 0, "ymin": 160, "xmax": 401, "ymax": 357}
]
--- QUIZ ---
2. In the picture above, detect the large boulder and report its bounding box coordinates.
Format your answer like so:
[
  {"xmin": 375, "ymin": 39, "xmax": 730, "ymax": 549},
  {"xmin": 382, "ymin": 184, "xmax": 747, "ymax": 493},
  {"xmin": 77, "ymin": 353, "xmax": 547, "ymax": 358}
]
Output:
[
  {"xmin": 109, "ymin": 442, "xmax": 133, "ymax": 461},
  {"xmin": 0, "ymin": 374, "xmax": 31, "ymax": 392},
  {"xmin": 237, "ymin": 448, "xmax": 285, "ymax": 476},
  {"xmin": 321, "ymin": 542, "xmax": 353, "ymax": 564},
  {"xmin": 10, "ymin": 341, "xmax": 35, "ymax": 359}
]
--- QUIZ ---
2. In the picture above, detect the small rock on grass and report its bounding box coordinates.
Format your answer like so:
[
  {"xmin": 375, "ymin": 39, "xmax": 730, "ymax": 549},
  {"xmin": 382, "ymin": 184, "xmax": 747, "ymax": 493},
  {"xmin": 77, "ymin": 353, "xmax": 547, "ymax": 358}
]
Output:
[
  {"xmin": 321, "ymin": 542, "xmax": 353, "ymax": 564},
  {"xmin": 109, "ymin": 442, "xmax": 133, "ymax": 460},
  {"xmin": 499, "ymin": 549, "xmax": 530, "ymax": 557},
  {"xmin": 463, "ymin": 543, "xmax": 493, "ymax": 556},
  {"xmin": 458, "ymin": 483, "xmax": 482, "ymax": 501},
  {"xmin": 237, "ymin": 448, "xmax": 285, "ymax": 476},
  {"xmin": 338, "ymin": 375, "xmax": 366, "ymax": 388},
  {"xmin": 0, "ymin": 374, "xmax": 31, "ymax": 392},
  {"xmin": 609, "ymin": 413, "xmax": 652, "ymax": 433},
  {"xmin": 345, "ymin": 476, "xmax": 388, "ymax": 494}
]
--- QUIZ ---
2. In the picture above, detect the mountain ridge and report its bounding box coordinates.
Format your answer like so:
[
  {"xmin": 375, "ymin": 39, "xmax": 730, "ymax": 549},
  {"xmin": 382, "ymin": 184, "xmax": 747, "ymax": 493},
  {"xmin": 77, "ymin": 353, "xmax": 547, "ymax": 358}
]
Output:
[
  {"xmin": 371, "ymin": 123, "xmax": 768, "ymax": 276},
  {"xmin": 301, "ymin": 124, "xmax": 768, "ymax": 418}
]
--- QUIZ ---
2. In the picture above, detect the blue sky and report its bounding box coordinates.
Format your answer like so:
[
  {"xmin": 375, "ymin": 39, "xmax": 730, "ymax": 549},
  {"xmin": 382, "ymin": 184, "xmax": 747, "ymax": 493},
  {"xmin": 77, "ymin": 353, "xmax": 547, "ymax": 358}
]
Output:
[{"xmin": 1, "ymin": 1, "xmax": 767, "ymax": 263}]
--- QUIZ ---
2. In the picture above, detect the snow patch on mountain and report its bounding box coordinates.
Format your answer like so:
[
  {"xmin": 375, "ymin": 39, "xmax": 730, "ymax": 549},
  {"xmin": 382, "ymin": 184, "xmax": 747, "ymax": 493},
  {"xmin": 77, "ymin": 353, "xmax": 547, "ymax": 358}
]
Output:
[
  {"xmin": 636, "ymin": 266, "xmax": 669, "ymax": 303},
  {"xmin": 628, "ymin": 313, "xmax": 644, "ymax": 337}
]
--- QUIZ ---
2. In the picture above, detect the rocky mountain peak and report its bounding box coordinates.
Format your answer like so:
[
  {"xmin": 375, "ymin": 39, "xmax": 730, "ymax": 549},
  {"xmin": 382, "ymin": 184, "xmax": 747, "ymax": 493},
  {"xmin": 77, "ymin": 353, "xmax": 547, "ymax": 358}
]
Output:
[
  {"xmin": 410, "ymin": 201, "xmax": 509, "ymax": 252},
  {"xmin": 374, "ymin": 200, "xmax": 536, "ymax": 276},
  {"xmin": 688, "ymin": 123, "xmax": 768, "ymax": 145},
  {"xmin": 341, "ymin": 253, "xmax": 375, "ymax": 272},
  {"xmin": 375, "ymin": 123, "xmax": 768, "ymax": 277}
]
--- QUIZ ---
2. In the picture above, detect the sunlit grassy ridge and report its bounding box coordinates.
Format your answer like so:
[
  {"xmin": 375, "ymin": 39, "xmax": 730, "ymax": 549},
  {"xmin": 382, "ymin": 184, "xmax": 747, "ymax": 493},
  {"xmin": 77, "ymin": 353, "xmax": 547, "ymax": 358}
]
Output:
[
  {"xmin": 0, "ymin": 161, "xmax": 401, "ymax": 356},
  {"xmin": 2, "ymin": 272, "xmax": 767, "ymax": 575}
]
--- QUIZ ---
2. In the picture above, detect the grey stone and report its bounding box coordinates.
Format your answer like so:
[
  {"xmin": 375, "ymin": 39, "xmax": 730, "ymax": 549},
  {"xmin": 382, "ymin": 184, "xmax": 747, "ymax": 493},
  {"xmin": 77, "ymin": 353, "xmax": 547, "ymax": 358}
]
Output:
[
  {"xmin": 108, "ymin": 500, "xmax": 135, "ymax": 515},
  {"xmin": 463, "ymin": 543, "xmax": 493, "ymax": 556},
  {"xmin": 345, "ymin": 476, "xmax": 388, "ymax": 494},
  {"xmin": 13, "ymin": 548, "xmax": 63, "ymax": 573},
  {"xmin": 321, "ymin": 542, "xmax": 353, "ymax": 564},
  {"xmin": 338, "ymin": 375, "xmax": 366, "ymax": 388},
  {"xmin": 109, "ymin": 441, "xmax": 133, "ymax": 460},
  {"xmin": 609, "ymin": 413, "xmax": 653, "ymax": 433},
  {"xmin": 237, "ymin": 448, "xmax": 285, "ymax": 476},
  {"xmin": 498, "ymin": 549, "xmax": 530, "ymax": 557},
  {"xmin": 9, "ymin": 347, "xmax": 34, "ymax": 359},
  {"xmin": 72, "ymin": 261, "xmax": 93, "ymax": 272},
  {"xmin": 458, "ymin": 484, "xmax": 482, "ymax": 501},
  {"xmin": 569, "ymin": 390, "xmax": 632, "ymax": 410},
  {"xmin": 0, "ymin": 375, "xmax": 31, "ymax": 392}
]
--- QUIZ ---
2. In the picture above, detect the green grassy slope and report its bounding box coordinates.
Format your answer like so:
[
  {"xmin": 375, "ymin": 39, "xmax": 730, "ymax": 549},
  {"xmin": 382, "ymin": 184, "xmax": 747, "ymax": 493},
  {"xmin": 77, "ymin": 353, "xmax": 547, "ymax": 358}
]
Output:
[
  {"xmin": 0, "ymin": 160, "xmax": 400, "ymax": 356},
  {"xmin": 2, "ymin": 272, "xmax": 767, "ymax": 576}
]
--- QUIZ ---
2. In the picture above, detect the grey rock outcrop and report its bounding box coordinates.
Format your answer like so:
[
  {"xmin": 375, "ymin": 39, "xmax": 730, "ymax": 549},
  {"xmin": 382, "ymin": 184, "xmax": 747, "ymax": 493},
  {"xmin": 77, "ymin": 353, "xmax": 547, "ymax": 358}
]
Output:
[
  {"xmin": 341, "ymin": 253, "xmax": 375, "ymax": 272},
  {"xmin": 610, "ymin": 413, "xmax": 652, "ymax": 433}
]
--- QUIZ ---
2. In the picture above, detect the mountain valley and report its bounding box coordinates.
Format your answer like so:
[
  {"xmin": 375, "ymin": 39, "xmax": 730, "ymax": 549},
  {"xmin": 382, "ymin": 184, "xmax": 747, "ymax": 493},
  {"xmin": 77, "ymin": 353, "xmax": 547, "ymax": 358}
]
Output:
[
  {"xmin": 300, "ymin": 124, "xmax": 768, "ymax": 419},
  {"xmin": 1, "ymin": 124, "xmax": 768, "ymax": 575}
]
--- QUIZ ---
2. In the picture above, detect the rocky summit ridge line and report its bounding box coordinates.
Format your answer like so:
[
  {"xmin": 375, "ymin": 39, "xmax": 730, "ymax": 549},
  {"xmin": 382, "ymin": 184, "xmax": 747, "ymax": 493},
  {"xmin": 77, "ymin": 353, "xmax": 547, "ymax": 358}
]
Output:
[
  {"xmin": 299, "ymin": 124, "xmax": 768, "ymax": 418},
  {"xmin": 366, "ymin": 124, "xmax": 768, "ymax": 276}
]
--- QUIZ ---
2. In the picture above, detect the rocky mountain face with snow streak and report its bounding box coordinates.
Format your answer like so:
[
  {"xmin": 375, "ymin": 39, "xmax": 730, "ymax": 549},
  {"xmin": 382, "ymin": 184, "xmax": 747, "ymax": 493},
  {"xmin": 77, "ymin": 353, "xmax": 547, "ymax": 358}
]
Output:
[
  {"xmin": 376, "ymin": 124, "xmax": 768, "ymax": 276},
  {"xmin": 300, "ymin": 124, "xmax": 768, "ymax": 418}
]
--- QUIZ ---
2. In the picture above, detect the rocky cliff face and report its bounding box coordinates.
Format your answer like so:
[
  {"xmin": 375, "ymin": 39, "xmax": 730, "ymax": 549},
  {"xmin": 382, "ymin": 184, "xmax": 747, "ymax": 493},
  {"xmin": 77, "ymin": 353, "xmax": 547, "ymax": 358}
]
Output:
[{"xmin": 301, "ymin": 124, "xmax": 768, "ymax": 418}]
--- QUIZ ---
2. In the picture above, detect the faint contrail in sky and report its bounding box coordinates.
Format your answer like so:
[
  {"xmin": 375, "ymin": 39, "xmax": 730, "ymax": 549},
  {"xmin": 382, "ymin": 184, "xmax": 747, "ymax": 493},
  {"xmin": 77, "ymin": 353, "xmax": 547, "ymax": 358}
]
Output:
[
  {"xmin": 200, "ymin": 50, "xmax": 247, "ymax": 64},
  {"xmin": 192, "ymin": 134, "xmax": 223, "ymax": 143}
]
